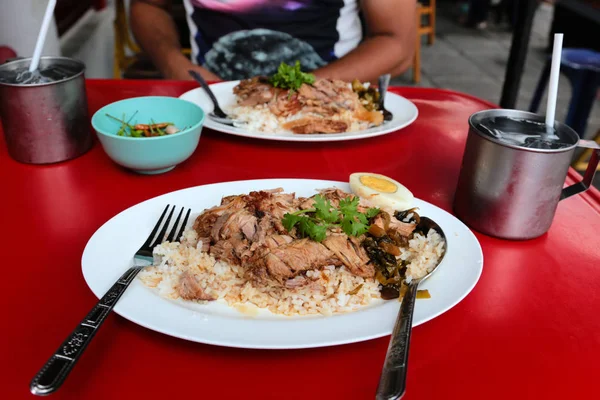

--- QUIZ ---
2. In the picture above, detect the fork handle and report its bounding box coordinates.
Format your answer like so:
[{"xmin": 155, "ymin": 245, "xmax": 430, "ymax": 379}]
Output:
[
  {"xmin": 378, "ymin": 74, "xmax": 391, "ymax": 104},
  {"xmin": 188, "ymin": 70, "xmax": 227, "ymax": 117},
  {"xmin": 30, "ymin": 267, "xmax": 141, "ymax": 396}
]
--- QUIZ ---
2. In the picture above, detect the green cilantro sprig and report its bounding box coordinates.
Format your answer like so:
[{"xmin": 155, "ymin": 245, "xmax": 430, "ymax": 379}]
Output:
[
  {"xmin": 269, "ymin": 61, "xmax": 316, "ymax": 93},
  {"xmin": 282, "ymin": 195, "xmax": 379, "ymax": 242}
]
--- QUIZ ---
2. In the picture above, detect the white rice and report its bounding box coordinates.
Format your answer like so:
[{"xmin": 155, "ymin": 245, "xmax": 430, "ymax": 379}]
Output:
[
  {"xmin": 139, "ymin": 227, "xmax": 445, "ymax": 316},
  {"xmin": 403, "ymin": 229, "xmax": 445, "ymax": 282},
  {"xmin": 227, "ymin": 104, "xmax": 371, "ymax": 134}
]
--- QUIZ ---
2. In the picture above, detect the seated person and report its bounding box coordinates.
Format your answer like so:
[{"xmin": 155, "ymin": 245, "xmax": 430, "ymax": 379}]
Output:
[{"xmin": 130, "ymin": 0, "xmax": 416, "ymax": 82}]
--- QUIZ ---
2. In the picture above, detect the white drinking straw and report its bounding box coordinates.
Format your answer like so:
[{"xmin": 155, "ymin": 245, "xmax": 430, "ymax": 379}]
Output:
[
  {"xmin": 28, "ymin": 0, "xmax": 58, "ymax": 73},
  {"xmin": 545, "ymin": 33, "xmax": 564, "ymax": 129}
]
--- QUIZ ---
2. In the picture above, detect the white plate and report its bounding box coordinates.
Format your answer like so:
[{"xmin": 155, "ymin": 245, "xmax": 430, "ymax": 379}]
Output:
[
  {"xmin": 179, "ymin": 81, "xmax": 419, "ymax": 142},
  {"xmin": 82, "ymin": 179, "xmax": 483, "ymax": 349}
]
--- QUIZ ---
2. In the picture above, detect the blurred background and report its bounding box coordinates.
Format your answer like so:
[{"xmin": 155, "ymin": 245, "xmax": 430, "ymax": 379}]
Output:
[{"xmin": 1, "ymin": 0, "xmax": 598, "ymax": 174}]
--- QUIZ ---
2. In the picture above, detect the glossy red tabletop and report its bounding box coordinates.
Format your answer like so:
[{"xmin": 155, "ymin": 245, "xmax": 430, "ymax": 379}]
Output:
[{"xmin": 2, "ymin": 80, "xmax": 599, "ymax": 400}]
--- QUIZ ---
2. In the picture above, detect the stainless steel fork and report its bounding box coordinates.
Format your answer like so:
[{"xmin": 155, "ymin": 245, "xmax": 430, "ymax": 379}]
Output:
[{"xmin": 30, "ymin": 205, "xmax": 191, "ymax": 396}]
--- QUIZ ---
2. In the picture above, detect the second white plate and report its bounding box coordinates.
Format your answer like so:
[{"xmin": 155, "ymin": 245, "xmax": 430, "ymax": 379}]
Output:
[{"xmin": 179, "ymin": 81, "xmax": 419, "ymax": 142}]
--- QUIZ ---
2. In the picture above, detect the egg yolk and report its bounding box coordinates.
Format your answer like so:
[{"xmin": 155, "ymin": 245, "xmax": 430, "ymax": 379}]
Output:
[{"xmin": 359, "ymin": 175, "xmax": 397, "ymax": 193}]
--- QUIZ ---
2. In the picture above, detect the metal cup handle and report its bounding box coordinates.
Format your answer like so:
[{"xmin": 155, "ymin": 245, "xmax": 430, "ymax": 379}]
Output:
[{"xmin": 561, "ymin": 140, "xmax": 600, "ymax": 200}]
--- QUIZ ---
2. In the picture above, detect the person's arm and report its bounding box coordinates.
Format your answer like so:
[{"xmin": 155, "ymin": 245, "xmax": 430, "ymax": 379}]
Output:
[
  {"xmin": 130, "ymin": 0, "xmax": 220, "ymax": 80},
  {"xmin": 313, "ymin": 0, "xmax": 416, "ymax": 82}
]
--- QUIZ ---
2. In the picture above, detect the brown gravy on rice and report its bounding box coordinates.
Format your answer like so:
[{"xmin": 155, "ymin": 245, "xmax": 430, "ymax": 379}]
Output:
[{"xmin": 138, "ymin": 188, "xmax": 445, "ymax": 316}]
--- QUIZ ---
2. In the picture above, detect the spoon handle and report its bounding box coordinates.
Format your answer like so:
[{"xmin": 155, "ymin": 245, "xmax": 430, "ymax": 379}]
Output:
[
  {"xmin": 188, "ymin": 70, "xmax": 227, "ymax": 118},
  {"xmin": 378, "ymin": 74, "xmax": 391, "ymax": 107},
  {"xmin": 376, "ymin": 282, "xmax": 419, "ymax": 400}
]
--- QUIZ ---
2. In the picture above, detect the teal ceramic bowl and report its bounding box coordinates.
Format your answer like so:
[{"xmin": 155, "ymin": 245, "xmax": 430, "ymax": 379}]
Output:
[{"xmin": 91, "ymin": 96, "xmax": 205, "ymax": 174}]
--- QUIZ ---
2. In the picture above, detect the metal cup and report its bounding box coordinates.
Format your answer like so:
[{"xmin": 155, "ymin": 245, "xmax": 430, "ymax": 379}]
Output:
[
  {"xmin": 0, "ymin": 56, "xmax": 92, "ymax": 164},
  {"xmin": 453, "ymin": 109, "xmax": 600, "ymax": 240}
]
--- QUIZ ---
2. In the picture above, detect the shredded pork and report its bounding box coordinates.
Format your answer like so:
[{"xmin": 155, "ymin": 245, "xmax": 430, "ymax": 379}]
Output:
[
  {"xmin": 232, "ymin": 77, "xmax": 384, "ymax": 134},
  {"xmin": 187, "ymin": 188, "xmax": 415, "ymax": 298}
]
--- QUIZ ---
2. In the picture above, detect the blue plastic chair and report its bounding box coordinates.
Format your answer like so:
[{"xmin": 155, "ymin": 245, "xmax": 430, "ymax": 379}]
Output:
[{"xmin": 529, "ymin": 48, "xmax": 600, "ymax": 138}]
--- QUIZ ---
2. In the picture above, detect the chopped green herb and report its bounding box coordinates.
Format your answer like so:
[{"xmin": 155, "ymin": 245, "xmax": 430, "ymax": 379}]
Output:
[
  {"xmin": 313, "ymin": 195, "xmax": 340, "ymax": 224},
  {"xmin": 365, "ymin": 207, "xmax": 381, "ymax": 219},
  {"xmin": 269, "ymin": 61, "xmax": 315, "ymax": 93},
  {"xmin": 281, "ymin": 194, "xmax": 379, "ymax": 242},
  {"xmin": 282, "ymin": 213, "xmax": 303, "ymax": 233}
]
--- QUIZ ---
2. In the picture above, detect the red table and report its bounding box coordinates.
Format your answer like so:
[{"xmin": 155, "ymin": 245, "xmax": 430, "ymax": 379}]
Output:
[{"xmin": 2, "ymin": 80, "xmax": 600, "ymax": 400}]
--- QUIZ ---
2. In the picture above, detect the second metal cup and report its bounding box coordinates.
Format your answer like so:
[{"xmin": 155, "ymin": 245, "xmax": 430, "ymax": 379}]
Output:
[{"xmin": 453, "ymin": 109, "xmax": 600, "ymax": 240}]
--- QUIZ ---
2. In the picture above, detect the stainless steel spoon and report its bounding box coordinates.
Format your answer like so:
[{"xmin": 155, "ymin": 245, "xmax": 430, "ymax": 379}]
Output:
[
  {"xmin": 378, "ymin": 74, "xmax": 393, "ymax": 122},
  {"xmin": 376, "ymin": 216, "xmax": 447, "ymax": 400},
  {"xmin": 188, "ymin": 70, "xmax": 237, "ymax": 125}
]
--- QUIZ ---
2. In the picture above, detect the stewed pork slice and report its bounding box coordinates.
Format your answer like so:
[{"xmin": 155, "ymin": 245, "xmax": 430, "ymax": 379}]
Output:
[
  {"xmin": 296, "ymin": 86, "xmax": 340, "ymax": 115},
  {"xmin": 251, "ymin": 217, "xmax": 277, "ymax": 250},
  {"xmin": 388, "ymin": 217, "xmax": 416, "ymax": 237},
  {"xmin": 268, "ymin": 91, "xmax": 302, "ymax": 117},
  {"xmin": 191, "ymin": 187, "xmax": 380, "ymax": 285},
  {"xmin": 322, "ymin": 234, "xmax": 374, "ymax": 278},
  {"xmin": 300, "ymin": 106, "xmax": 338, "ymax": 117},
  {"xmin": 301, "ymin": 81, "xmax": 383, "ymax": 119},
  {"xmin": 243, "ymin": 189, "xmax": 298, "ymax": 220},
  {"xmin": 209, "ymin": 238, "xmax": 238, "ymax": 265},
  {"xmin": 209, "ymin": 210, "xmax": 257, "ymax": 246},
  {"xmin": 264, "ymin": 234, "xmax": 294, "ymax": 249},
  {"xmin": 177, "ymin": 270, "xmax": 215, "ymax": 301},
  {"xmin": 275, "ymin": 80, "xmax": 361, "ymax": 119},
  {"xmin": 297, "ymin": 83, "xmax": 332, "ymax": 103},
  {"xmin": 193, "ymin": 194, "xmax": 248, "ymax": 239},
  {"xmin": 318, "ymin": 187, "xmax": 354, "ymax": 206},
  {"xmin": 371, "ymin": 213, "xmax": 389, "ymax": 232},
  {"xmin": 308, "ymin": 79, "xmax": 383, "ymax": 125},
  {"xmin": 209, "ymin": 231, "xmax": 253, "ymax": 266},
  {"xmin": 221, "ymin": 210, "xmax": 258, "ymax": 241},
  {"xmin": 196, "ymin": 189, "xmax": 296, "ymax": 243},
  {"xmin": 284, "ymin": 275, "xmax": 309, "ymax": 289},
  {"xmin": 243, "ymin": 190, "xmax": 299, "ymax": 234},
  {"xmin": 284, "ymin": 118, "xmax": 348, "ymax": 134},
  {"xmin": 234, "ymin": 76, "xmax": 276, "ymax": 106},
  {"xmin": 284, "ymin": 275, "xmax": 327, "ymax": 290},
  {"xmin": 314, "ymin": 79, "xmax": 362, "ymax": 111},
  {"xmin": 210, "ymin": 213, "xmax": 229, "ymax": 242},
  {"xmin": 369, "ymin": 211, "xmax": 416, "ymax": 248},
  {"xmin": 199, "ymin": 190, "xmax": 301, "ymax": 266},
  {"xmin": 248, "ymin": 232, "xmax": 293, "ymax": 255},
  {"xmin": 312, "ymin": 79, "xmax": 338, "ymax": 99},
  {"xmin": 209, "ymin": 211, "xmax": 257, "ymax": 265},
  {"xmin": 247, "ymin": 239, "xmax": 342, "ymax": 282}
]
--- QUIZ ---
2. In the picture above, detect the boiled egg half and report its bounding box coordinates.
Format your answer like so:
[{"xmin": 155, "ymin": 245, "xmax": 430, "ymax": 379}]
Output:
[{"xmin": 349, "ymin": 172, "xmax": 414, "ymax": 211}]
